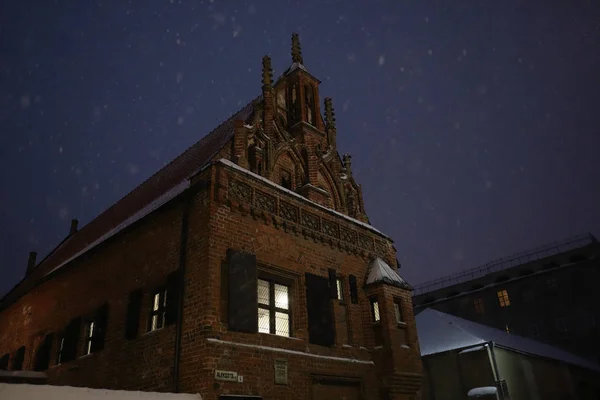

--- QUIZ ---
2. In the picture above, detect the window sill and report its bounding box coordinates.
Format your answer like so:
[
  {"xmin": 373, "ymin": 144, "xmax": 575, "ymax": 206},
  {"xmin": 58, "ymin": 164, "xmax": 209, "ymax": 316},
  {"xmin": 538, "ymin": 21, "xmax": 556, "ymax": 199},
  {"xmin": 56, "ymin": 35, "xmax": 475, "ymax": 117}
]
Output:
[
  {"xmin": 396, "ymin": 321, "xmax": 407, "ymax": 329},
  {"xmin": 144, "ymin": 326, "xmax": 165, "ymax": 336},
  {"xmin": 258, "ymin": 332, "xmax": 302, "ymax": 341}
]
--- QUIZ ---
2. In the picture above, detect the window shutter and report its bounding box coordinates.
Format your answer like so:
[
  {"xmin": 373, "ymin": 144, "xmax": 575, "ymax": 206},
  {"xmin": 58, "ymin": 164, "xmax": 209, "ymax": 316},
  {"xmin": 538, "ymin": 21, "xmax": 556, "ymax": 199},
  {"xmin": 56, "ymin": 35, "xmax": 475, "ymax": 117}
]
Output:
[
  {"xmin": 349, "ymin": 274, "xmax": 359, "ymax": 304},
  {"xmin": 125, "ymin": 289, "xmax": 143, "ymax": 340},
  {"xmin": 12, "ymin": 346, "xmax": 25, "ymax": 371},
  {"xmin": 62, "ymin": 316, "xmax": 81, "ymax": 362},
  {"xmin": 328, "ymin": 268, "xmax": 338, "ymax": 299},
  {"xmin": 0, "ymin": 353, "xmax": 9, "ymax": 370},
  {"xmin": 305, "ymin": 273, "xmax": 335, "ymax": 346},
  {"xmin": 165, "ymin": 270, "xmax": 180, "ymax": 326},
  {"xmin": 228, "ymin": 249, "xmax": 258, "ymax": 333},
  {"xmin": 34, "ymin": 333, "xmax": 54, "ymax": 371},
  {"xmin": 91, "ymin": 303, "xmax": 109, "ymax": 352}
]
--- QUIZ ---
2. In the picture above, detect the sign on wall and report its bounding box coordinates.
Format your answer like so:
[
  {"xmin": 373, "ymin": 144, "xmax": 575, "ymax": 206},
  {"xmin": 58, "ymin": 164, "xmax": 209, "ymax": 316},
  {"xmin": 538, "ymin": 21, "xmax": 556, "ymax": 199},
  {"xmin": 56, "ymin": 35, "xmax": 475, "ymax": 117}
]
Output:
[{"xmin": 215, "ymin": 370, "xmax": 238, "ymax": 382}]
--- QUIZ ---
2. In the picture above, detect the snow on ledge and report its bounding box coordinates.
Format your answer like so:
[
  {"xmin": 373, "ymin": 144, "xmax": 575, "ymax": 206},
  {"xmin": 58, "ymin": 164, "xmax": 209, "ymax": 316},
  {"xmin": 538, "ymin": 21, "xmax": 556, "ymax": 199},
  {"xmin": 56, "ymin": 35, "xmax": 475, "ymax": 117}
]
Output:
[
  {"xmin": 0, "ymin": 370, "xmax": 47, "ymax": 379},
  {"xmin": 206, "ymin": 338, "xmax": 374, "ymax": 365},
  {"xmin": 467, "ymin": 387, "xmax": 498, "ymax": 397},
  {"xmin": 0, "ymin": 383, "xmax": 201, "ymax": 400},
  {"xmin": 46, "ymin": 180, "xmax": 191, "ymax": 276},
  {"xmin": 216, "ymin": 159, "xmax": 388, "ymax": 238}
]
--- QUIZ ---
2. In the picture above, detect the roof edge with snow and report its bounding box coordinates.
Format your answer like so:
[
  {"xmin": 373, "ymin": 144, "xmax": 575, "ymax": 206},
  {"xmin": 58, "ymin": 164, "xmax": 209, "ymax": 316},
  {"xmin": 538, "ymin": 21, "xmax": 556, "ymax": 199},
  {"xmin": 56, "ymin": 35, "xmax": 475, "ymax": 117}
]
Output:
[{"xmin": 216, "ymin": 158, "xmax": 390, "ymax": 240}]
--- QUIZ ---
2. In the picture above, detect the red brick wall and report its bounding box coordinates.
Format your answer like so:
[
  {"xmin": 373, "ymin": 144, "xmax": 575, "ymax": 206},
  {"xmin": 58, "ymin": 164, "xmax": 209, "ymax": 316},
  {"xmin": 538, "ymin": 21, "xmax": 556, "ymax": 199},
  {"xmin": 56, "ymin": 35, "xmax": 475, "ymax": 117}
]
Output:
[
  {"xmin": 0, "ymin": 198, "xmax": 187, "ymax": 391},
  {"xmin": 177, "ymin": 164, "xmax": 422, "ymax": 399},
  {"xmin": 0, "ymin": 161, "xmax": 423, "ymax": 399}
]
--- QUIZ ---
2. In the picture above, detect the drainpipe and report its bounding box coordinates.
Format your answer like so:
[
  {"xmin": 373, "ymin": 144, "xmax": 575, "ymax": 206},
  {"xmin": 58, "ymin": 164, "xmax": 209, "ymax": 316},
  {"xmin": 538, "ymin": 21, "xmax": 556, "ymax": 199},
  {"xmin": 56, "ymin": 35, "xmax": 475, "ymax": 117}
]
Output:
[
  {"xmin": 487, "ymin": 341, "xmax": 503, "ymax": 398},
  {"xmin": 173, "ymin": 184, "xmax": 196, "ymax": 393}
]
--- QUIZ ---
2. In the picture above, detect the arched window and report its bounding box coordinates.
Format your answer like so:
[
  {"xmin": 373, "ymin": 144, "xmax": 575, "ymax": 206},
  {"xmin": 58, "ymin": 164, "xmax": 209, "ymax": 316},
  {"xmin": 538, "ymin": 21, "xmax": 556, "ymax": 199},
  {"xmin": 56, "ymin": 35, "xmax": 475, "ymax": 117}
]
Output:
[{"xmin": 304, "ymin": 84, "xmax": 315, "ymax": 125}]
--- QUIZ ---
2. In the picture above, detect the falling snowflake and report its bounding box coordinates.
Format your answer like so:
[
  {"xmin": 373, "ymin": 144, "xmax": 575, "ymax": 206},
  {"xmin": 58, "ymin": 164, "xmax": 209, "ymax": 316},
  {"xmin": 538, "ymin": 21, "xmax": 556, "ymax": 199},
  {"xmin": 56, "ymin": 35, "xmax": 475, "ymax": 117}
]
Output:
[{"xmin": 378, "ymin": 55, "xmax": 385, "ymax": 66}]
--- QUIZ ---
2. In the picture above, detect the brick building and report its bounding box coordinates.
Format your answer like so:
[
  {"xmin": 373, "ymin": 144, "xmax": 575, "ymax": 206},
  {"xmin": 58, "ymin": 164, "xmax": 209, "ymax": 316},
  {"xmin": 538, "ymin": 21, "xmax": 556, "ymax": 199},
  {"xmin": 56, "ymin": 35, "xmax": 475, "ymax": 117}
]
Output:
[
  {"xmin": 0, "ymin": 34, "xmax": 423, "ymax": 400},
  {"xmin": 413, "ymin": 234, "xmax": 600, "ymax": 363}
]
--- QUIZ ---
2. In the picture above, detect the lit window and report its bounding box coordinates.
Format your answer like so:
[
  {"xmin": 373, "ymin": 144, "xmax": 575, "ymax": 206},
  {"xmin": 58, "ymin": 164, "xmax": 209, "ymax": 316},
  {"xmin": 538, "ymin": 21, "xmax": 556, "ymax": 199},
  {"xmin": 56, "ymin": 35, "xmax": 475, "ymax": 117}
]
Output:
[
  {"xmin": 505, "ymin": 325, "xmax": 510, "ymax": 333},
  {"xmin": 336, "ymin": 278, "xmax": 344, "ymax": 301},
  {"xmin": 84, "ymin": 321, "xmax": 95, "ymax": 356},
  {"xmin": 257, "ymin": 278, "xmax": 291, "ymax": 337},
  {"xmin": 56, "ymin": 336, "xmax": 65, "ymax": 365},
  {"xmin": 474, "ymin": 298, "xmax": 485, "ymax": 314},
  {"xmin": 393, "ymin": 299, "xmax": 403, "ymax": 324},
  {"xmin": 371, "ymin": 299, "xmax": 381, "ymax": 322},
  {"xmin": 497, "ymin": 290, "xmax": 510, "ymax": 307},
  {"xmin": 148, "ymin": 288, "xmax": 167, "ymax": 332}
]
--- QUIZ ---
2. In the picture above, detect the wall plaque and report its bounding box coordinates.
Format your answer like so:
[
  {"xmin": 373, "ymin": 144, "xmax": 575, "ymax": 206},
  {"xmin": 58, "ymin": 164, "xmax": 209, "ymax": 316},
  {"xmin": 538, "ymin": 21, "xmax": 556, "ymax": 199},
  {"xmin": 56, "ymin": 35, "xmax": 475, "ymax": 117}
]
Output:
[{"xmin": 274, "ymin": 359, "xmax": 288, "ymax": 385}]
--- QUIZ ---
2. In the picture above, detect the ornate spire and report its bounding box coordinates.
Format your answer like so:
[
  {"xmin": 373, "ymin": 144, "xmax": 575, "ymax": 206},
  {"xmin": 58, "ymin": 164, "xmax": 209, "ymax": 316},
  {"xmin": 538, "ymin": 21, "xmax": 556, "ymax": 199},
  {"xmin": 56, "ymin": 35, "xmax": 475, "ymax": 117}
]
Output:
[
  {"xmin": 291, "ymin": 33, "xmax": 304, "ymax": 64},
  {"xmin": 261, "ymin": 55, "xmax": 273, "ymax": 89},
  {"xmin": 343, "ymin": 153, "xmax": 352, "ymax": 176},
  {"xmin": 324, "ymin": 97, "xmax": 336, "ymax": 130}
]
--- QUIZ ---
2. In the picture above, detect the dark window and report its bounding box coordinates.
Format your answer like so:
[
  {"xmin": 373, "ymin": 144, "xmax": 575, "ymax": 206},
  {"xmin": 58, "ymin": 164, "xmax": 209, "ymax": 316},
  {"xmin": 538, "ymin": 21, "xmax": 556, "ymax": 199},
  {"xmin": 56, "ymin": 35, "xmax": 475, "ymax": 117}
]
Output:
[
  {"xmin": 556, "ymin": 317, "xmax": 569, "ymax": 333},
  {"xmin": 349, "ymin": 274, "xmax": 359, "ymax": 304},
  {"xmin": 61, "ymin": 316, "xmax": 81, "ymax": 363},
  {"xmin": 34, "ymin": 333, "xmax": 54, "ymax": 371},
  {"xmin": 228, "ymin": 249, "xmax": 258, "ymax": 333},
  {"xmin": 530, "ymin": 323, "xmax": 540, "ymax": 338},
  {"xmin": 125, "ymin": 289, "xmax": 143, "ymax": 339},
  {"xmin": 281, "ymin": 171, "xmax": 292, "ymax": 190},
  {"xmin": 12, "ymin": 346, "xmax": 25, "ymax": 371},
  {"xmin": 164, "ymin": 271, "xmax": 180, "ymax": 326},
  {"xmin": 328, "ymin": 268, "xmax": 338, "ymax": 299},
  {"xmin": 393, "ymin": 298, "xmax": 404, "ymax": 324},
  {"xmin": 371, "ymin": 297, "xmax": 381, "ymax": 322},
  {"xmin": 474, "ymin": 298, "xmax": 485, "ymax": 314},
  {"xmin": 305, "ymin": 273, "xmax": 335, "ymax": 346},
  {"xmin": 258, "ymin": 278, "xmax": 291, "ymax": 337},
  {"xmin": 546, "ymin": 277, "xmax": 558, "ymax": 289},
  {"xmin": 522, "ymin": 289, "xmax": 534, "ymax": 302},
  {"xmin": 84, "ymin": 303, "xmax": 109, "ymax": 355},
  {"xmin": 0, "ymin": 353, "xmax": 9, "ymax": 370},
  {"xmin": 148, "ymin": 287, "xmax": 167, "ymax": 332}
]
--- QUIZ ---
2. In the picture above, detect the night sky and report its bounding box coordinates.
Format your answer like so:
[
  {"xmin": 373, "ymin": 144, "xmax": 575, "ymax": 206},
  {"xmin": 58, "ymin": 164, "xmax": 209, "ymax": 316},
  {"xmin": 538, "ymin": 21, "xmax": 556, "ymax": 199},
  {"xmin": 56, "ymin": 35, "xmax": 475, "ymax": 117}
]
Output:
[{"xmin": 1, "ymin": 1, "xmax": 599, "ymax": 297}]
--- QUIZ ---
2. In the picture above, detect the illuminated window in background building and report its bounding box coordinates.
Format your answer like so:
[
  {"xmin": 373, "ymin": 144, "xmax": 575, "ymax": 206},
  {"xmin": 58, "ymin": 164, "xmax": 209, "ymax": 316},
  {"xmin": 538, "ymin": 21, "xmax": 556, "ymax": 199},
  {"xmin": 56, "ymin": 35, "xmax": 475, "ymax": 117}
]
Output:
[
  {"xmin": 258, "ymin": 279, "xmax": 290, "ymax": 337},
  {"xmin": 505, "ymin": 325, "xmax": 511, "ymax": 333},
  {"xmin": 473, "ymin": 297, "xmax": 485, "ymax": 314},
  {"xmin": 497, "ymin": 290, "xmax": 511, "ymax": 307}
]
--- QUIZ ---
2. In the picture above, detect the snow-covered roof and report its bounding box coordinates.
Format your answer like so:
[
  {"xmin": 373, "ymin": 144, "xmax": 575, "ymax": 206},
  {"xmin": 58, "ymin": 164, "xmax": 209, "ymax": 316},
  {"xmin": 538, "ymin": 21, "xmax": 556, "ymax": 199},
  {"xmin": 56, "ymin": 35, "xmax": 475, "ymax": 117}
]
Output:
[
  {"xmin": 365, "ymin": 257, "xmax": 409, "ymax": 287},
  {"xmin": 416, "ymin": 308, "xmax": 600, "ymax": 372},
  {"xmin": 467, "ymin": 387, "xmax": 498, "ymax": 397},
  {"xmin": 0, "ymin": 384, "xmax": 202, "ymax": 400},
  {"xmin": 46, "ymin": 180, "xmax": 190, "ymax": 276},
  {"xmin": 217, "ymin": 159, "xmax": 389, "ymax": 239},
  {"xmin": 285, "ymin": 62, "xmax": 309, "ymax": 75}
]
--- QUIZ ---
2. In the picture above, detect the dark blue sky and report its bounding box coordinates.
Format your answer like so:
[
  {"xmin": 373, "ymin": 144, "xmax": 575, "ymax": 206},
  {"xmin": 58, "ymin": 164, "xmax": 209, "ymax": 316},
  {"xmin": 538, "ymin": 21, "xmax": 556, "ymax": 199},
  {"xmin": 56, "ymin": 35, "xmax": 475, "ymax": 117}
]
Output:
[{"xmin": 1, "ymin": 0, "xmax": 599, "ymax": 296}]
